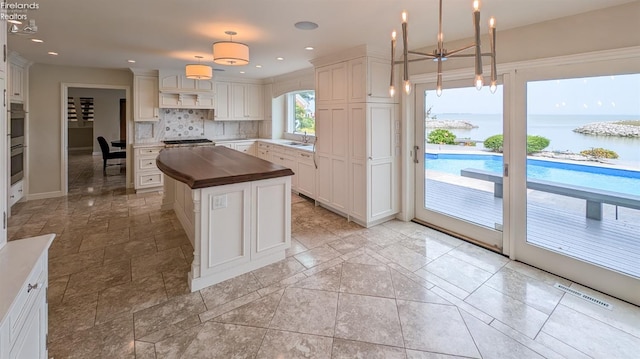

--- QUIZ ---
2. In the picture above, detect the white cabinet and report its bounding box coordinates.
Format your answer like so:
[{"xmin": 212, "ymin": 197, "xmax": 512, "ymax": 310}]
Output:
[
  {"xmin": 270, "ymin": 147, "xmax": 298, "ymax": 191},
  {"xmin": 9, "ymin": 62, "xmax": 23, "ymax": 103},
  {"xmin": 9, "ymin": 180, "xmax": 23, "ymax": 207},
  {"xmin": 316, "ymin": 62, "xmax": 347, "ymax": 104},
  {"xmin": 232, "ymin": 83, "xmax": 263, "ymax": 120},
  {"xmin": 214, "ymin": 82, "xmax": 231, "ymax": 120},
  {"xmin": 214, "ymin": 82, "xmax": 264, "ymax": 121},
  {"xmin": 313, "ymin": 50, "xmax": 399, "ymax": 227},
  {"xmin": 257, "ymin": 142, "xmax": 272, "ymax": 161},
  {"xmin": 315, "ymin": 105, "xmax": 348, "ymax": 212},
  {"xmin": 0, "ymin": 234, "xmax": 55, "ymax": 359},
  {"xmin": 296, "ymin": 151, "xmax": 316, "ymax": 198},
  {"xmin": 348, "ymin": 57, "xmax": 395, "ymax": 103},
  {"xmin": 133, "ymin": 72, "xmax": 159, "ymax": 122},
  {"xmin": 349, "ymin": 103, "xmax": 397, "ymax": 224},
  {"xmin": 215, "ymin": 140, "xmax": 256, "ymax": 157},
  {"xmin": 158, "ymin": 71, "xmax": 215, "ymax": 109},
  {"xmin": 133, "ymin": 145, "xmax": 164, "ymax": 192}
]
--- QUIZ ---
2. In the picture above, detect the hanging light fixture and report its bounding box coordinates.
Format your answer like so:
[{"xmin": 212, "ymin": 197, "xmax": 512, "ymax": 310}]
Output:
[
  {"xmin": 213, "ymin": 31, "xmax": 249, "ymax": 66},
  {"xmin": 185, "ymin": 55, "xmax": 213, "ymax": 80},
  {"xmin": 390, "ymin": 0, "xmax": 497, "ymax": 96}
]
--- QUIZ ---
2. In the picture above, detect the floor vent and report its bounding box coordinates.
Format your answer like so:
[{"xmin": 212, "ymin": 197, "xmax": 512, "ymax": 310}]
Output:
[{"xmin": 554, "ymin": 283, "xmax": 613, "ymax": 310}]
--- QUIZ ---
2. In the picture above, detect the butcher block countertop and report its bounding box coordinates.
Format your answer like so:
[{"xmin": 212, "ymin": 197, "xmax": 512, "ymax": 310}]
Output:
[{"xmin": 156, "ymin": 146, "xmax": 294, "ymax": 189}]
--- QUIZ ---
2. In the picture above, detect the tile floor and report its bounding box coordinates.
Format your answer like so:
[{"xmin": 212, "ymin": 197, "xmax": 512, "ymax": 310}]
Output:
[{"xmin": 8, "ymin": 152, "xmax": 640, "ymax": 358}]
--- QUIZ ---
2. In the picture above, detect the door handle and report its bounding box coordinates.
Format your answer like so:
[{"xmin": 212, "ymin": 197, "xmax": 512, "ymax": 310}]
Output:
[
  {"xmin": 413, "ymin": 145, "xmax": 420, "ymax": 164},
  {"xmin": 312, "ymin": 137, "xmax": 318, "ymax": 169}
]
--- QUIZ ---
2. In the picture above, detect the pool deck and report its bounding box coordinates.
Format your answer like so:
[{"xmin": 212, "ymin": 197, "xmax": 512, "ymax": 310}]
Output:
[{"xmin": 424, "ymin": 177, "xmax": 640, "ymax": 278}]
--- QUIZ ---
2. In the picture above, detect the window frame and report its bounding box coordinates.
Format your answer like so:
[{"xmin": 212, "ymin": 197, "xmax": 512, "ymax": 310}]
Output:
[{"xmin": 284, "ymin": 90, "xmax": 316, "ymax": 137}]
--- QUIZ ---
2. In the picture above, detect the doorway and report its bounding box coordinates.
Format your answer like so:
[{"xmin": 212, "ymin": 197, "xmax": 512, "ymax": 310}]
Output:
[
  {"xmin": 62, "ymin": 84, "xmax": 131, "ymax": 194},
  {"xmin": 414, "ymin": 81, "xmax": 506, "ymax": 252}
]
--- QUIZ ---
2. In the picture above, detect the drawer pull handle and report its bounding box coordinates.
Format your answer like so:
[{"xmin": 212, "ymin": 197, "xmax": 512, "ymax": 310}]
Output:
[
  {"xmin": 300, "ymin": 153, "xmax": 310, "ymax": 158},
  {"xmin": 27, "ymin": 283, "xmax": 38, "ymax": 293},
  {"xmin": 148, "ymin": 162, "xmax": 153, "ymax": 165}
]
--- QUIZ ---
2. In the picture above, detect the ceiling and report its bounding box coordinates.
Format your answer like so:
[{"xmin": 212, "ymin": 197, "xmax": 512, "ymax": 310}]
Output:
[{"xmin": 6, "ymin": 0, "xmax": 635, "ymax": 79}]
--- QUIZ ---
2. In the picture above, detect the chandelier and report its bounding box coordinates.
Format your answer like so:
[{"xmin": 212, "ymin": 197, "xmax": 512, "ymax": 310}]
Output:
[
  {"xmin": 390, "ymin": 0, "xmax": 496, "ymax": 97},
  {"xmin": 185, "ymin": 56, "xmax": 213, "ymax": 80},
  {"xmin": 213, "ymin": 31, "xmax": 250, "ymax": 66}
]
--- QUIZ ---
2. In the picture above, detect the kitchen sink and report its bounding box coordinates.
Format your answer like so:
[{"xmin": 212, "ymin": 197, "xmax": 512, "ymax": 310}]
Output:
[{"xmin": 285, "ymin": 142, "xmax": 313, "ymax": 147}]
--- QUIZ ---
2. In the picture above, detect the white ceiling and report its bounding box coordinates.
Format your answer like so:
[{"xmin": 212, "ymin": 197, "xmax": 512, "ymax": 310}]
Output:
[{"xmin": 6, "ymin": 0, "xmax": 635, "ymax": 79}]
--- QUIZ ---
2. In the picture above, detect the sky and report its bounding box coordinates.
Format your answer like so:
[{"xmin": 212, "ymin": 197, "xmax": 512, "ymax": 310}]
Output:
[{"xmin": 426, "ymin": 73, "xmax": 640, "ymax": 116}]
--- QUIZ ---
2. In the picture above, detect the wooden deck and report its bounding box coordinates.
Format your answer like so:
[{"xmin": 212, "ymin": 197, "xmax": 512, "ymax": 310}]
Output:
[{"xmin": 424, "ymin": 179, "xmax": 640, "ymax": 278}]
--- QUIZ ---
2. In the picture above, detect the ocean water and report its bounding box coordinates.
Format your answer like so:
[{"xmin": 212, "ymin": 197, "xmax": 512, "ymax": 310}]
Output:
[{"xmin": 429, "ymin": 114, "xmax": 640, "ymax": 162}]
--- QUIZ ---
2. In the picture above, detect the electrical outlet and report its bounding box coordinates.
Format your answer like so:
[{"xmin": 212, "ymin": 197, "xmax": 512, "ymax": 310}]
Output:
[{"xmin": 212, "ymin": 195, "xmax": 227, "ymax": 210}]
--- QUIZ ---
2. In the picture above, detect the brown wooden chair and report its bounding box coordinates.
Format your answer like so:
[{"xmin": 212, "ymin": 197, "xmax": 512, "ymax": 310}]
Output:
[{"xmin": 97, "ymin": 136, "xmax": 126, "ymax": 174}]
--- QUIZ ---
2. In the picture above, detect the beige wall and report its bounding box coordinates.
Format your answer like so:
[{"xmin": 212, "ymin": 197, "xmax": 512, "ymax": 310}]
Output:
[
  {"xmin": 28, "ymin": 64, "xmax": 132, "ymax": 196},
  {"xmin": 408, "ymin": 2, "xmax": 640, "ymax": 76}
]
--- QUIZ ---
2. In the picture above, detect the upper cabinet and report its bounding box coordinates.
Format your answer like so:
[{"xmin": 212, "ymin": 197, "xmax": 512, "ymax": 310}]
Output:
[
  {"xmin": 214, "ymin": 81, "xmax": 264, "ymax": 121},
  {"xmin": 348, "ymin": 56, "xmax": 395, "ymax": 103},
  {"xmin": 315, "ymin": 62, "xmax": 347, "ymax": 104},
  {"xmin": 132, "ymin": 70, "xmax": 159, "ymax": 122},
  {"xmin": 8, "ymin": 53, "xmax": 30, "ymax": 103},
  {"xmin": 158, "ymin": 70, "xmax": 215, "ymax": 109}
]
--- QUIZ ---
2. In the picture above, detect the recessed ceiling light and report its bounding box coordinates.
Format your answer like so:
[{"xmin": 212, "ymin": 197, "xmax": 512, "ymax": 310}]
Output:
[
  {"xmin": 240, "ymin": 71, "xmax": 245, "ymax": 74},
  {"xmin": 7, "ymin": 20, "xmax": 22, "ymax": 25},
  {"xmin": 305, "ymin": 46, "xmax": 314, "ymax": 51},
  {"xmin": 127, "ymin": 60, "xmax": 136, "ymax": 63},
  {"xmin": 47, "ymin": 51, "xmax": 58, "ymax": 56},
  {"xmin": 255, "ymin": 65, "xmax": 262, "ymax": 68},
  {"xmin": 294, "ymin": 21, "xmax": 319, "ymax": 30},
  {"xmin": 31, "ymin": 38, "xmax": 43, "ymax": 43},
  {"xmin": 276, "ymin": 57, "xmax": 284, "ymax": 61}
]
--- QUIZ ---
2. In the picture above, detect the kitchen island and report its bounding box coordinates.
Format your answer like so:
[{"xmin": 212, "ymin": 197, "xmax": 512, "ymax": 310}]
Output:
[{"xmin": 156, "ymin": 146, "xmax": 294, "ymax": 291}]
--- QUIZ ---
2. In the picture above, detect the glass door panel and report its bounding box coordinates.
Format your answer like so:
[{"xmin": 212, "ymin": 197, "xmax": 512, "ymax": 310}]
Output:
[
  {"xmin": 526, "ymin": 74, "xmax": 640, "ymax": 277},
  {"xmin": 415, "ymin": 83, "xmax": 504, "ymax": 251}
]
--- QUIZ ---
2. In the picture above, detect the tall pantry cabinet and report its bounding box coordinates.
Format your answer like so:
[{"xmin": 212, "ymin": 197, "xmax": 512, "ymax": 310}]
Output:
[{"xmin": 312, "ymin": 47, "xmax": 400, "ymax": 227}]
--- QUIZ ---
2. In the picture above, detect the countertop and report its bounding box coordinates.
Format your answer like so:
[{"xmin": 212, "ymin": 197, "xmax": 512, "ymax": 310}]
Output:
[
  {"xmin": 0, "ymin": 234, "xmax": 55, "ymax": 326},
  {"xmin": 156, "ymin": 146, "xmax": 295, "ymax": 189}
]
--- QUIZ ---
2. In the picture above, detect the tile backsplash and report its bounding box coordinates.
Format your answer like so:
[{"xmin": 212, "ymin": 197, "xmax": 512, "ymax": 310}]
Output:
[{"xmin": 135, "ymin": 109, "xmax": 260, "ymax": 143}]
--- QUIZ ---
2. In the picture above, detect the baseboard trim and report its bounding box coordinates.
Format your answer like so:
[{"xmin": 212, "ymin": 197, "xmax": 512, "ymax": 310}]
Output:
[{"xmin": 26, "ymin": 190, "xmax": 64, "ymax": 201}]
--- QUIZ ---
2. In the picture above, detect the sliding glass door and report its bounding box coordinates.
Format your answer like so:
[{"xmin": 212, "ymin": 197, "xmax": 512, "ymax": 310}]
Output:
[
  {"xmin": 414, "ymin": 81, "xmax": 505, "ymax": 251},
  {"xmin": 513, "ymin": 60, "xmax": 640, "ymax": 306}
]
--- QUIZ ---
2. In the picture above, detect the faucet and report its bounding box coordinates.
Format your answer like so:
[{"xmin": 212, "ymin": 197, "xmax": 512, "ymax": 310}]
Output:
[{"xmin": 302, "ymin": 131, "xmax": 309, "ymax": 144}]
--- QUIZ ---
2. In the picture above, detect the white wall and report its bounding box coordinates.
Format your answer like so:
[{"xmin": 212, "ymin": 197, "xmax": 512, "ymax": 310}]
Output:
[
  {"xmin": 28, "ymin": 64, "xmax": 132, "ymax": 197},
  {"xmin": 68, "ymin": 87, "xmax": 125, "ymax": 153}
]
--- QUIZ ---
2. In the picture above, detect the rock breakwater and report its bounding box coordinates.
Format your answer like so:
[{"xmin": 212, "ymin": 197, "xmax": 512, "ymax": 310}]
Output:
[
  {"xmin": 573, "ymin": 121, "xmax": 640, "ymax": 137},
  {"xmin": 426, "ymin": 120, "xmax": 477, "ymax": 129}
]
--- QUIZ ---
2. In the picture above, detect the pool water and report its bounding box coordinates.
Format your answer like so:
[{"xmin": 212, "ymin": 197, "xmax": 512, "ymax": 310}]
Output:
[{"xmin": 425, "ymin": 153, "xmax": 640, "ymax": 197}]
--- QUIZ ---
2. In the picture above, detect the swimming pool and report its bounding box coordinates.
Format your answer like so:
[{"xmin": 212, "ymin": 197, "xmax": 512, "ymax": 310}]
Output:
[{"xmin": 425, "ymin": 153, "xmax": 640, "ymax": 196}]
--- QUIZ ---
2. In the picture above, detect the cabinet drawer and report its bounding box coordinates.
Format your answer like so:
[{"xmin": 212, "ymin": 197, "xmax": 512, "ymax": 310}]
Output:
[
  {"xmin": 135, "ymin": 147, "xmax": 162, "ymax": 156},
  {"xmin": 297, "ymin": 151, "xmax": 314, "ymax": 163},
  {"xmin": 137, "ymin": 157, "xmax": 158, "ymax": 171},
  {"xmin": 8, "ymin": 255, "xmax": 45, "ymax": 343},
  {"xmin": 137, "ymin": 173, "xmax": 163, "ymax": 188},
  {"xmin": 258, "ymin": 142, "xmax": 272, "ymax": 150}
]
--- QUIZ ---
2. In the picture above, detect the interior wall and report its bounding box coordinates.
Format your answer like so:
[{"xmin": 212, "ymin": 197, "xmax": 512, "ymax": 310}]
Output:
[
  {"xmin": 408, "ymin": 2, "xmax": 640, "ymax": 76},
  {"xmin": 68, "ymin": 87, "xmax": 125, "ymax": 153},
  {"xmin": 28, "ymin": 64, "xmax": 132, "ymax": 197}
]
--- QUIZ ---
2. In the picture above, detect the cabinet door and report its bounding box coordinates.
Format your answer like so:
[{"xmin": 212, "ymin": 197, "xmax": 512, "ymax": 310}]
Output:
[
  {"xmin": 297, "ymin": 154, "xmax": 316, "ymax": 198},
  {"xmin": 159, "ymin": 74, "xmax": 180, "ymax": 91},
  {"xmin": 235, "ymin": 143, "xmax": 256, "ymax": 156},
  {"xmin": 232, "ymin": 83, "xmax": 247, "ymax": 120},
  {"xmin": 9, "ymin": 64, "xmax": 23, "ymax": 102},
  {"xmin": 316, "ymin": 63, "xmax": 347, "ymax": 104},
  {"xmin": 134, "ymin": 76, "xmax": 159, "ymax": 121},
  {"xmin": 215, "ymin": 82, "xmax": 231, "ymax": 120},
  {"xmin": 246, "ymin": 84, "xmax": 264, "ymax": 120},
  {"xmin": 9, "ymin": 290, "xmax": 47, "ymax": 359},
  {"xmin": 348, "ymin": 58, "xmax": 366, "ymax": 103},
  {"xmin": 367, "ymin": 57, "xmax": 394, "ymax": 102},
  {"xmin": 200, "ymin": 183, "xmax": 252, "ymax": 275},
  {"xmin": 368, "ymin": 103, "xmax": 396, "ymax": 220}
]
